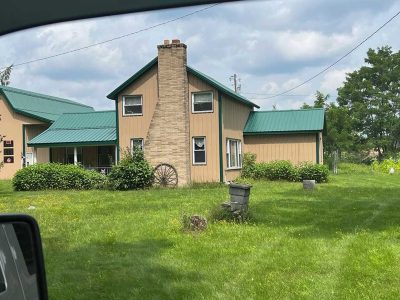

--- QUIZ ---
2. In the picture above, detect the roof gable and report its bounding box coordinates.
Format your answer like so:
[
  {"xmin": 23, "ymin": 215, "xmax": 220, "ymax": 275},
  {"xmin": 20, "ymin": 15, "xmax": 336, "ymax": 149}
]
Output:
[
  {"xmin": 244, "ymin": 108, "xmax": 325, "ymax": 135},
  {"xmin": 28, "ymin": 111, "xmax": 116, "ymax": 147},
  {"xmin": 0, "ymin": 85, "xmax": 94, "ymax": 122},
  {"xmin": 107, "ymin": 58, "xmax": 259, "ymax": 109}
]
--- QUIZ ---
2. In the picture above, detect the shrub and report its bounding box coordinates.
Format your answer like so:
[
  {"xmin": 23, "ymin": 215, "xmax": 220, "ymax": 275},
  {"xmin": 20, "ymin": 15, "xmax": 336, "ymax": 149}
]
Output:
[
  {"xmin": 297, "ymin": 163, "xmax": 329, "ymax": 183},
  {"xmin": 12, "ymin": 163, "xmax": 106, "ymax": 191},
  {"xmin": 108, "ymin": 148, "xmax": 154, "ymax": 190},
  {"xmin": 263, "ymin": 160, "xmax": 298, "ymax": 181},
  {"xmin": 241, "ymin": 153, "xmax": 257, "ymax": 178},
  {"xmin": 241, "ymin": 153, "xmax": 328, "ymax": 183},
  {"xmin": 372, "ymin": 157, "xmax": 400, "ymax": 174}
]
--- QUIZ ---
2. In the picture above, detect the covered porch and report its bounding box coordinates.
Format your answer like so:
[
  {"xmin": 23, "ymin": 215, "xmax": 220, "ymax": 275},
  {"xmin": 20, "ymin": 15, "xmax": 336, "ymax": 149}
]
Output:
[
  {"xmin": 27, "ymin": 110, "xmax": 117, "ymax": 174},
  {"xmin": 49, "ymin": 145, "xmax": 116, "ymax": 174}
]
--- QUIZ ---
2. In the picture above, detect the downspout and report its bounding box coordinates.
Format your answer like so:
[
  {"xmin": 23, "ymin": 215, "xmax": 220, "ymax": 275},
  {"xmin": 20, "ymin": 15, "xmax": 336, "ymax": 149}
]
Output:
[
  {"xmin": 22, "ymin": 125, "xmax": 26, "ymax": 167},
  {"xmin": 316, "ymin": 132, "xmax": 320, "ymax": 164},
  {"xmin": 218, "ymin": 91, "xmax": 223, "ymax": 183},
  {"xmin": 115, "ymin": 98, "xmax": 120, "ymax": 162}
]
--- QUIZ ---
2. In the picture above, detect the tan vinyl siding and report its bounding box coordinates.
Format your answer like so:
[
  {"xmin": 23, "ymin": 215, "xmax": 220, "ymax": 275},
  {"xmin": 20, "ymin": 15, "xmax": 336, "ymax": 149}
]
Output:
[
  {"xmin": 188, "ymin": 73, "xmax": 219, "ymax": 182},
  {"xmin": 25, "ymin": 125, "xmax": 50, "ymax": 163},
  {"xmin": 244, "ymin": 134, "xmax": 317, "ymax": 164},
  {"xmin": 0, "ymin": 96, "xmax": 47, "ymax": 179},
  {"xmin": 117, "ymin": 65, "xmax": 158, "ymax": 152},
  {"xmin": 222, "ymin": 95, "xmax": 252, "ymax": 182}
]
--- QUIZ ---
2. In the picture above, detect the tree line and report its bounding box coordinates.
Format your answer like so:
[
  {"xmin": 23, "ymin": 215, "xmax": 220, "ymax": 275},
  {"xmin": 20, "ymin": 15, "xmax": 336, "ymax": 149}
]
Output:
[{"xmin": 302, "ymin": 46, "xmax": 400, "ymax": 162}]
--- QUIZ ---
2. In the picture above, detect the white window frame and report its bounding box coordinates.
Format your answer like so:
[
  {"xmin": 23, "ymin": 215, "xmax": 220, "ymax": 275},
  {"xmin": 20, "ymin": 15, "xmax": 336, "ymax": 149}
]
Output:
[
  {"xmin": 191, "ymin": 91, "xmax": 213, "ymax": 113},
  {"xmin": 192, "ymin": 137, "xmax": 206, "ymax": 165},
  {"xmin": 226, "ymin": 139, "xmax": 242, "ymax": 169},
  {"xmin": 123, "ymin": 95, "xmax": 143, "ymax": 116},
  {"xmin": 130, "ymin": 138, "xmax": 144, "ymax": 152}
]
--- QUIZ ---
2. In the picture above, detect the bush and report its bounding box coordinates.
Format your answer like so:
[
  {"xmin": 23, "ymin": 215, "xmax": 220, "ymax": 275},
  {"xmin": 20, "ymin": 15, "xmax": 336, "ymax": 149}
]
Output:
[
  {"xmin": 241, "ymin": 152, "xmax": 328, "ymax": 183},
  {"xmin": 372, "ymin": 157, "xmax": 400, "ymax": 174},
  {"xmin": 12, "ymin": 163, "xmax": 106, "ymax": 191},
  {"xmin": 263, "ymin": 160, "xmax": 298, "ymax": 181},
  {"xmin": 108, "ymin": 148, "xmax": 154, "ymax": 190},
  {"xmin": 297, "ymin": 163, "xmax": 329, "ymax": 183},
  {"xmin": 241, "ymin": 153, "xmax": 257, "ymax": 178}
]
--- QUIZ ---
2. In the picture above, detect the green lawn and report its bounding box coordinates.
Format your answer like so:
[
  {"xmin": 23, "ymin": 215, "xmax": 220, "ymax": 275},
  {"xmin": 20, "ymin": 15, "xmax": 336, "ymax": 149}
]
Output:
[{"xmin": 1, "ymin": 174, "xmax": 400, "ymax": 299}]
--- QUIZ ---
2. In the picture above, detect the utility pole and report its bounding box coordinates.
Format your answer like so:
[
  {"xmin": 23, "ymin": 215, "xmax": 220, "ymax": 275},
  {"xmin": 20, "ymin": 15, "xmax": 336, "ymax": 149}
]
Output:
[{"xmin": 229, "ymin": 74, "xmax": 241, "ymax": 93}]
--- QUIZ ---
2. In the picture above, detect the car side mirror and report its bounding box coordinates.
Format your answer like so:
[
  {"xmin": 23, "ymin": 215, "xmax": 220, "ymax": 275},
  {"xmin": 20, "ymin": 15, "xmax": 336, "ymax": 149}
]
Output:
[{"xmin": 0, "ymin": 214, "xmax": 48, "ymax": 300}]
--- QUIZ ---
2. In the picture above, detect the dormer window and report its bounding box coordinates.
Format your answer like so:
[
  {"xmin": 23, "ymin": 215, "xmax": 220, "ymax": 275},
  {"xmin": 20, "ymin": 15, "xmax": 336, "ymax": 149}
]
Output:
[
  {"xmin": 123, "ymin": 95, "xmax": 143, "ymax": 116},
  {"xmin": 192, "ymin": 92, "xmax": 213, "ymax": 113}
]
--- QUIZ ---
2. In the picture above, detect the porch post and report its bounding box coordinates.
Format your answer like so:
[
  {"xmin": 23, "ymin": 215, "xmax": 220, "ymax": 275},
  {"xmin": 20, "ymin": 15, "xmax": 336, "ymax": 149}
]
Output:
[
  {"xmin": 33, "ymin": 147, "xmax": 37, "ymax": 164},
  {"xmin": 74, "ymin": 147, "xmax": 78, "ymax": 165},
  {"xmin": 115, "ymin": 145, "xmax": 118, "ymax": 165}
]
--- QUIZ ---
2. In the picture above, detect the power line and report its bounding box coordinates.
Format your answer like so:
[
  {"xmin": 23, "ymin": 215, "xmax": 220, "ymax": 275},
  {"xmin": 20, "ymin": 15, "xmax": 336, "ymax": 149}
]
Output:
[
  {"xmin": 242, "ymin": 92, "xmax": 309, "ymax": 97},
  {"xmin": 0, "ymin": 4, "xmax": 220, "ymax": 71},
  {"xmin": 261, "ymin": 9, "xmax": 400, "ymax": 100}
]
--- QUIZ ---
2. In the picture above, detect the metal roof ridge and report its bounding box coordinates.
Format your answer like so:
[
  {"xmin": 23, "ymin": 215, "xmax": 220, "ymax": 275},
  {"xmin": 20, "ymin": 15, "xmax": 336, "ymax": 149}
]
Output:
[
  {"xmin": 186, "ymin": 65, "xmax": 260, "ymax": 109},
  {"xmin": 47, "ymin": 126, "xmax": 116, "ymax": 130},
  {"xmin": 254, "ymin": 108, "xmax": 325, "ymax": 113},
  {"xmin": 61, "ymin": 110, "xmax": 115, "ymax": 115},
  {"xmin": 0, "ymin": 85, "xmax": 93, "ymax": 108},
  {"xmin": 16, "ymin": 108, "xmax": 63, "ymax": 116}
]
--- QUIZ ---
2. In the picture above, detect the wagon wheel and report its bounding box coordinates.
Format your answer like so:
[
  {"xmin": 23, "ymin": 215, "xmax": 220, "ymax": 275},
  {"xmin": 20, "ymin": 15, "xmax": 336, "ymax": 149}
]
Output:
[{"xmin": 154, "ymin": 164, "xmax": 178, "ymax": 187}]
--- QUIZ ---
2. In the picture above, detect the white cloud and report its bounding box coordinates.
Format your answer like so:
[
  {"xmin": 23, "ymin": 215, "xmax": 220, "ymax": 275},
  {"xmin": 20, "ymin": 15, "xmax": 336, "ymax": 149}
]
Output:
[{"xmin": 0, "ymin": 0, "xmax": 399, "ymax": 110}]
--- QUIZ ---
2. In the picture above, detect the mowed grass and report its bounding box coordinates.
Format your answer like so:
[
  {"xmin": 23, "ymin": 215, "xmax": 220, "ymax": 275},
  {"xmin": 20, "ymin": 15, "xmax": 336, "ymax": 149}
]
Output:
[{"xmin": 1, "ymin": 174, "xmax": 400, "ymax": 299}]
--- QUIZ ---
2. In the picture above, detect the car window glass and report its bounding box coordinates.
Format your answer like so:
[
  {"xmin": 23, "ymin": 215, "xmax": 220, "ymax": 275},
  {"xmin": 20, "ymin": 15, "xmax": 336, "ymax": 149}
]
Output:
[
  {"xmin": 12, "ymin": 223, "xmax": 37, "ymax": 276},
  {"xmin": 0, "ymin": 265, "xmax": 5, "ymax": 293}
]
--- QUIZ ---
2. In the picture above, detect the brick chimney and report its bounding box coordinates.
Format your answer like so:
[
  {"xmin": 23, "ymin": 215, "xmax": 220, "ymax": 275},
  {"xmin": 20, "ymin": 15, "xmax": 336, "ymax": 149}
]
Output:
[{"xmin": 145, "ymin": 39, "xmax": 191, "ymax": 185}]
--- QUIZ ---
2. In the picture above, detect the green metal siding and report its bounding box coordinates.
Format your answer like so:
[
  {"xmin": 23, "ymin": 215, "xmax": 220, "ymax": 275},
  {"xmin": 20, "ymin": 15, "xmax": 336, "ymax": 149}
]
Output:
[
  {"xmin": 244, "ymin": 108, "xmax": 325, "ymax": 135},
  {"xmin": 0, "ymin": 86, "xmax": 94, "ymax": 122}
]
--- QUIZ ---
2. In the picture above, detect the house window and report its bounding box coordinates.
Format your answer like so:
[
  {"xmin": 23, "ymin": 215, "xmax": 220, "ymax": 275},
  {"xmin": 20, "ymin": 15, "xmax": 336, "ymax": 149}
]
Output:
[
  {"xmin": 192, "ymin": 92, "xmax": 213, "ymax": 113},
  {"xmin": 123, "ymin": 95, "xmax": 143, "ymax": 116},
  {"xmin": 193, "ymin": 137, "xmax": 206, "ymax": 164},
  {"xmin": 131, "ymin": 138, "xmax": 144, "ymax": 151},
  {"xmin": 226, "ymin": 139, "xmax": 242, "ymax": 169}
]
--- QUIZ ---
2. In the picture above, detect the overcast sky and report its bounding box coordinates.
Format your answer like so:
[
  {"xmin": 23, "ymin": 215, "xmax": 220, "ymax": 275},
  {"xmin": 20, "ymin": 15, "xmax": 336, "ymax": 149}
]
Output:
[{"xmin": 0, "ymin": 0, "xmax": 399, "ymax": 111}]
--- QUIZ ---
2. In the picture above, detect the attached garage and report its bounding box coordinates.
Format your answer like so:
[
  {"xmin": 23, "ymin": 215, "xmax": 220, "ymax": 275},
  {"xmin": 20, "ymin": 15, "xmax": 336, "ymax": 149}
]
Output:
[{"xmin": 243, "ymin": 108, "xmax": 325, "ymax": 164}]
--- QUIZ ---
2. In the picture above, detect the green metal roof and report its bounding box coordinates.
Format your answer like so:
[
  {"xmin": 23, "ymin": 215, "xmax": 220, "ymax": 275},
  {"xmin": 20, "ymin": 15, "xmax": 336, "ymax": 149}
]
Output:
[
  {"xmin": 28, "ymin": 111, "xmax": 116, "ymax": 147},
  {"xmin": 107, "ymin": 57, "xmax": 259, "ymax": 109},
  {"xmin": 0, "ymin": 85, "xmax": 94, "ymax": 122},
  {"xmin": 244, "ymin": 108, "xmax": 325, "ymax": 135},
  {"xmin": 186, "ymin": 66, "xmax": 259, "ymax": 109}
]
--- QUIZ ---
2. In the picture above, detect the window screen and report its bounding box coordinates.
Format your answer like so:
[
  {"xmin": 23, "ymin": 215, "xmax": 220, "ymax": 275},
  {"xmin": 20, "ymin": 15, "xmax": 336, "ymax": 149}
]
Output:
[
  {"xmin": 193, "ymin": 137, "xmax": 206, "ymax": 164},
  {"xmin": 131, "ymin": 138, "xmax": 144, "ymax": 151},
  {"xmin": 192, "ymin": 92, "xmax": 213, "ymax": 112},
  {"xmin": 227, "ymin": 139, "xmax": 242, "ymax": 168},
  {"xmin": 124, "ymin": 96, "xmax": 143, "ymax": 115}
]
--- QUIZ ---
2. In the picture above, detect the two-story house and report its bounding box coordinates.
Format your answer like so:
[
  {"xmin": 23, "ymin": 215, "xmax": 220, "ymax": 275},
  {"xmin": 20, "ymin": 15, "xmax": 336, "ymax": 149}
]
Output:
[
  {"xmin": 2, "ymin": 39, "xmax": 325, "ymax": 184},
  {"xmin": 106, "ymin": 39, "xmax": 324, "ymax": 185}
]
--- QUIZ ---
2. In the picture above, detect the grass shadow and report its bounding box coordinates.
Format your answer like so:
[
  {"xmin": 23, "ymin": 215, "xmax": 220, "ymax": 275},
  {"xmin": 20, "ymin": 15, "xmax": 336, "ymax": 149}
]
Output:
[
  {"xmin": 45, "ymin": 238, "xmax": 202, "ymax": 299},
  {"xmin": 250, "ymin": 185, "xmax": 400, "ymax": 239}
]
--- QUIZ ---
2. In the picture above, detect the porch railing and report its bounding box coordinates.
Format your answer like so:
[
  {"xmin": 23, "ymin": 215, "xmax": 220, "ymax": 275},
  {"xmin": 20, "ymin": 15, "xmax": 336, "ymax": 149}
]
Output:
[{"xmin": 85, "ymin": 166, "xmax": 112, "ymax": 175}]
